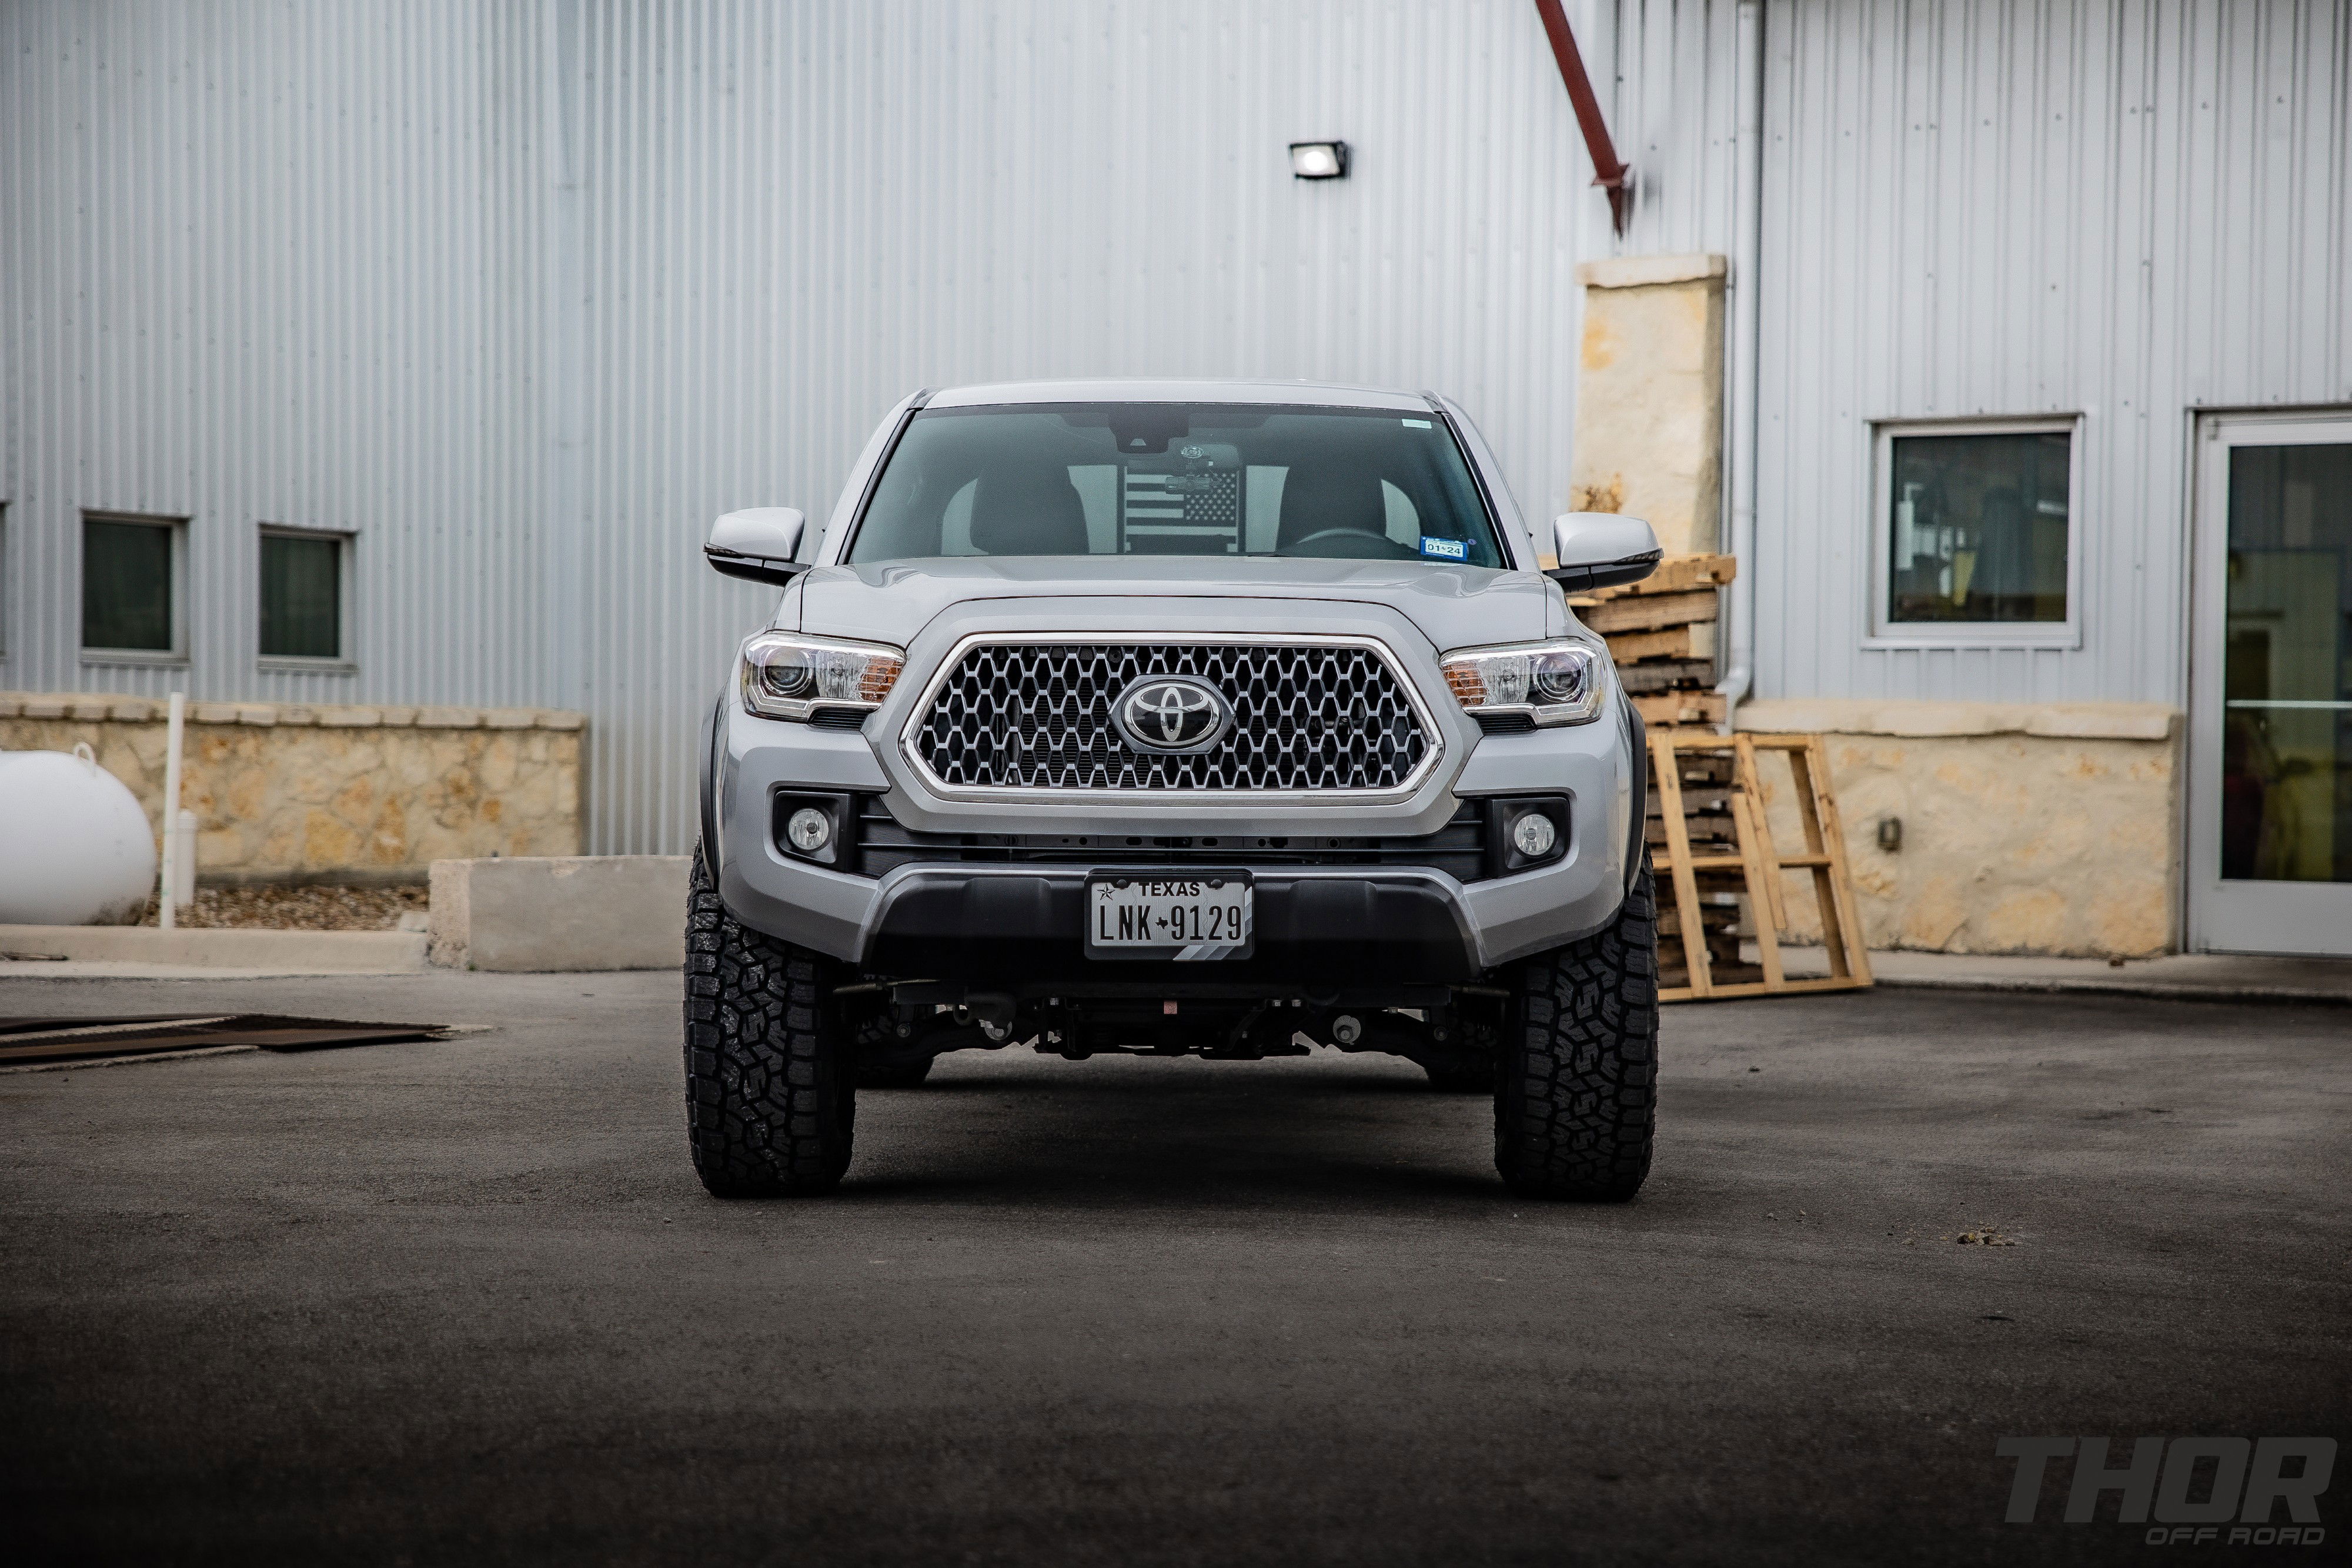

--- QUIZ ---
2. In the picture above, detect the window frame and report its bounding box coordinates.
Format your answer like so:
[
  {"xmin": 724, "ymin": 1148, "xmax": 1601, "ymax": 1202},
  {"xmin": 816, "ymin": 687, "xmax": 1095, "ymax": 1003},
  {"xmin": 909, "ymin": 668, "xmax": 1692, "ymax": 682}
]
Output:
[
  {"xmin": 256, "ymin": 523, "xmax": 358, "ymax": 671},
  {"xmin": 1864, "ymin": 415, "xmax": 2083, "ymax": 650},
  {"xmin": 79, "ymin": 510, "xmax": 191, "ymax": 666}
]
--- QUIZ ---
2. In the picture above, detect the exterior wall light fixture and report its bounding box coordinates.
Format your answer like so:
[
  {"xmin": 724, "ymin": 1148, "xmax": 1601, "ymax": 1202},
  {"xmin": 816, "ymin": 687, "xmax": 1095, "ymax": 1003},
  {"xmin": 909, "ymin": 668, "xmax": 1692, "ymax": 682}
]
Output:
[{"xmin": 1288, "ymin": 141, "xmax": 1349, "ymax": 180}]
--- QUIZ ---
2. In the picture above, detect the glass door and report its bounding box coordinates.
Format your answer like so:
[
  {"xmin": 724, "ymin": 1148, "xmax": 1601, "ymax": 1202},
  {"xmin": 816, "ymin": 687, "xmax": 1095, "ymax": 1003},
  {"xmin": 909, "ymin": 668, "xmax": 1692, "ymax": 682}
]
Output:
[{"xmin": 2188, "ymin": 413, "xmax": 2352, "ymax": 955}]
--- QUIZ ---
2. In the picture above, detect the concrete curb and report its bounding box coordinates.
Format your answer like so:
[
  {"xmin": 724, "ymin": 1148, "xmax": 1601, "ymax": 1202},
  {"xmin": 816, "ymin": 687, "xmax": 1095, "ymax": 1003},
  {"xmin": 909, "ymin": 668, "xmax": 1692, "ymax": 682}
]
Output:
[
  {"xmin": 0, "ymin": 925, "xmax": 426, "ymax": 975},
  {"xmin": 1772, "ymin": 948, "xmax": 2352, "ymax": 1008},
  {"xmin": 429, "ymin": 856, "xmax": 688, "ymax": 971},
  {"xmin": 1866, "ymin": 973, "xmax": 2352, "ymax": 1008}
]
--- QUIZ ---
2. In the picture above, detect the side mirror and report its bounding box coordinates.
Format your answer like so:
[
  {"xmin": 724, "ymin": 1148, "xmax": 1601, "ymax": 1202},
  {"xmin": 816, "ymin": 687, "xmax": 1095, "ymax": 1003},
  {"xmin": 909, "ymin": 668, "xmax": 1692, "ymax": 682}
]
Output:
[
  {"xmin": 1547, "ymin": 513, "xmax": 1662, "ymax": 593},
  {"xmin": 705, "ymin": 507, "xmax": 809, "ymax": 586}
]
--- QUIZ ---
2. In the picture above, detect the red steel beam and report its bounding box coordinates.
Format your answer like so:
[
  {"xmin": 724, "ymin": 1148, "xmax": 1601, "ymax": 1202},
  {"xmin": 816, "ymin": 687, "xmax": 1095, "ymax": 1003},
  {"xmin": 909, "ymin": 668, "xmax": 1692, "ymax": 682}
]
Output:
[{"xmin": 1532, "ymin": 0, "xmax": 1632, "ymax": 235}]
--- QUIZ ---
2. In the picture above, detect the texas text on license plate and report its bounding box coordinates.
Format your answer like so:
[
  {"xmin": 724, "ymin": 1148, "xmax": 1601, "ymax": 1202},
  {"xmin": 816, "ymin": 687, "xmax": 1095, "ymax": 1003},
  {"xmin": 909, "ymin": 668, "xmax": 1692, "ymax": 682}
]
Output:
[{"xmin": 1085, "ymin": 874, "xmax": 1255, "ymax": 961}]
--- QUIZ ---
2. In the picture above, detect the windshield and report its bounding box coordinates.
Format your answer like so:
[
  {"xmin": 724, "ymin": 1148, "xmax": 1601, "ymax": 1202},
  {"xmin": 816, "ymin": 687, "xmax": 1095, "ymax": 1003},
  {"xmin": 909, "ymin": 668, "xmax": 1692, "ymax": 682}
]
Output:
[{"xmin": 846, "ymin": 403, "xmax": 1506, "ymax": 567}]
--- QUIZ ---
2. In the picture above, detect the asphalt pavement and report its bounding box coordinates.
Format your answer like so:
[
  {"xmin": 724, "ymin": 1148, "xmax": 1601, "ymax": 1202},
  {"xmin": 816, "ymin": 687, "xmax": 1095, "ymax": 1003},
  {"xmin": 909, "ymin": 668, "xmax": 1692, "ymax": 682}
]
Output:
[{"xmin": 3, "ymin": 969, "xmax": 2346, "ymax": 1566}]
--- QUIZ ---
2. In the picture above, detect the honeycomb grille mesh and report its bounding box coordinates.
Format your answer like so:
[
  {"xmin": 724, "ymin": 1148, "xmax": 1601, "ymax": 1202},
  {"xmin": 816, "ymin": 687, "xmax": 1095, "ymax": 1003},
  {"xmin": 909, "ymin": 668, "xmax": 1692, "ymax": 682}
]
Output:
[{"xmin": 915, "ymin": 642, "xmax": 1431, "ymax": 792}]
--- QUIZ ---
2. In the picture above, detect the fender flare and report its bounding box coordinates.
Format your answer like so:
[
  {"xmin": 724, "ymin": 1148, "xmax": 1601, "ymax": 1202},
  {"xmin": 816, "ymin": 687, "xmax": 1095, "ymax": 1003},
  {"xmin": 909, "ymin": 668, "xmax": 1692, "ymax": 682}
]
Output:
[
  {"xmin": 697, "ymin": 692, "xmax": 726, "ymax": 875},
  {"xmin": 1622, "ymin": 697, "xmax": 1648, "ymax": 896}
]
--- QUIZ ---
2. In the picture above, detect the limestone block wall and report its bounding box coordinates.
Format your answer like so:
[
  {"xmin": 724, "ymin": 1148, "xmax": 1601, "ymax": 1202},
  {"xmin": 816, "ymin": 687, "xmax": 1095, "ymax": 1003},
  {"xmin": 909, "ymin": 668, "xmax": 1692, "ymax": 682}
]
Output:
[
  {"xmin": 0, "ymin": 694, "xmax": 583, "ymax": 884},
  {"xmin": 1569, "ymin": 253, "xmax": 1726, "ymax": 555},
  {"xmin": 1738, "ymin": 700, "xmax": 2181, "ymax": 959}
]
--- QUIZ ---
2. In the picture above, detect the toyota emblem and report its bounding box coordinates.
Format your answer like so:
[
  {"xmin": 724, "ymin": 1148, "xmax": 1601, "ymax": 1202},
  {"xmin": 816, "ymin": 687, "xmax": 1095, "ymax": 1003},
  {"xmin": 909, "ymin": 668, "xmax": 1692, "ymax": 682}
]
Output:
[{"xmin": 1111, "ymin": 675, "xmax": 1234, "ymax": 754}]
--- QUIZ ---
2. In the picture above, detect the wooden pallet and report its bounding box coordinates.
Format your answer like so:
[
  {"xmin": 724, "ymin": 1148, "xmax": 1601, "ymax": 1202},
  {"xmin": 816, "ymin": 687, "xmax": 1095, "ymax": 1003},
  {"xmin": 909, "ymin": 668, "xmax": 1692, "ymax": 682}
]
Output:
[
  {"xmin": 1649, "ymin": 731, "xmax": 1874, "ymax": 1004},
  {"xmin": 1566, "ymin": 553, "xmax": 1734, "ymax": 716}
]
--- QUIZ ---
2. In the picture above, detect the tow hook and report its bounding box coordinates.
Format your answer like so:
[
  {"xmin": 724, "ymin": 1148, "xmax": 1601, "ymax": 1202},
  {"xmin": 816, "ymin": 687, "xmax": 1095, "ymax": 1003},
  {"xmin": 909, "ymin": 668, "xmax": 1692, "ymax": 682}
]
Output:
[{"xmin": 966, "ymin": 991, "xmax": 1017, "ymax": 1044}]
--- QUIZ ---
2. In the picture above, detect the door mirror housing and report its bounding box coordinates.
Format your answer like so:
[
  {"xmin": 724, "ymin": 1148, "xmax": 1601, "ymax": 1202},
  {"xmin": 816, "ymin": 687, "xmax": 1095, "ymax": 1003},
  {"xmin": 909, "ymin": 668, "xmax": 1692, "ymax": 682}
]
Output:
[
  {"xmin": 705, "ymin": 507, "xmax": 809, "ymax": 586},
  {"xmin": 1547, "ymin": 513, "xmax": 1663, "ymax": 592}
]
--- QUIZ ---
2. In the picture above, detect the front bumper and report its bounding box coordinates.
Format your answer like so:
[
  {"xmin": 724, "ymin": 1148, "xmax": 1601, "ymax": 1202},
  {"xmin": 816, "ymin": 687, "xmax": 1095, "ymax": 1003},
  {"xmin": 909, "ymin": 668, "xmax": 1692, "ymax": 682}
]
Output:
[
  {"xmin": 710, "ymin": 696, "xmax": 1638, "ymax": 979},
  {"xmin": 857, "ymin": 867, "xmax": 1480, "ymax": 982}
]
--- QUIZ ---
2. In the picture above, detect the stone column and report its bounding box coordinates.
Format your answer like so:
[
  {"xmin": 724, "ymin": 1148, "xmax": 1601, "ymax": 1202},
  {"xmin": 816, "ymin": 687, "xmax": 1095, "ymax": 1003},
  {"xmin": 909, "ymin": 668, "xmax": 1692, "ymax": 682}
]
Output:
[{"xmin": 1569, "ymin": 253, "xmax": 1727, "ymax": 556}]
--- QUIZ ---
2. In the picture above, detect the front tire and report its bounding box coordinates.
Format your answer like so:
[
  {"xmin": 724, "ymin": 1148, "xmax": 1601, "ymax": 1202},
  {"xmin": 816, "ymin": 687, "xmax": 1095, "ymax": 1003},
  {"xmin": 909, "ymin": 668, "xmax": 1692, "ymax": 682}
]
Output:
[
  {"xmin": 1493, "ymin": 854, "xmax": 1660, "ymax": 1201},
  {"xmin": 683, "ymin": 845, "xmax": 855, "ymax": 1196}
]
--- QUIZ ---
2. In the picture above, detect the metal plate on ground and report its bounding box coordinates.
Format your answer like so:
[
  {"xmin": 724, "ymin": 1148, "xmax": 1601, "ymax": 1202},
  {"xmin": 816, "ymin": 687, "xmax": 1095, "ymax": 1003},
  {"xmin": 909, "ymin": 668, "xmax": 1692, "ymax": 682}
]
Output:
[
  {"xmin": 1085, "ymin": 873, "xmax": 1255, "ymax": 961},
  {"xmin": 0, "ymin": 1015, "xmax": 456, "ymax": 1066}
]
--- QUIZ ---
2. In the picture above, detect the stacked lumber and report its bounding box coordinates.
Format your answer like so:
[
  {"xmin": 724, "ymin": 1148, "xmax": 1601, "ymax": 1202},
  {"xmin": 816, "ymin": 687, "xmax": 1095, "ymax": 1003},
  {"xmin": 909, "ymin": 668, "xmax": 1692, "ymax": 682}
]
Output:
[{"xmin": 1569, "ymin": 553, "xmax": 1736, "ymax": 730}]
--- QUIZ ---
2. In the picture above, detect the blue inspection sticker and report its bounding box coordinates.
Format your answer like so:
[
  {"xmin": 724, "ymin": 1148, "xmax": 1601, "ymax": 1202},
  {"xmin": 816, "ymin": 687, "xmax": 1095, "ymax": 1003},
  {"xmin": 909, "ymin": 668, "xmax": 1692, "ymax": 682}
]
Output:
[{"xmin": 1418, "ymin": 536, "xmax": 1468, "ymax": 561}]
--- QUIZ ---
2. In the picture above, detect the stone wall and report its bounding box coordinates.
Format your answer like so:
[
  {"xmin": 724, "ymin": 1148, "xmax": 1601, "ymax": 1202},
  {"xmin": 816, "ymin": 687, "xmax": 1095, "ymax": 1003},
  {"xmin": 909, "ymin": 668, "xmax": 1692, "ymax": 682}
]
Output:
[
  {"xmin": 1569, "ymin": 253, "xmax": 1726, "ymax": 555},
  {"xmin": 1738, "ymin": 700, "xmax": 2181, "ymax": 959},
  {"xmin": 0, "ymin": 694, "xmax": 583, "ymax": 884}
]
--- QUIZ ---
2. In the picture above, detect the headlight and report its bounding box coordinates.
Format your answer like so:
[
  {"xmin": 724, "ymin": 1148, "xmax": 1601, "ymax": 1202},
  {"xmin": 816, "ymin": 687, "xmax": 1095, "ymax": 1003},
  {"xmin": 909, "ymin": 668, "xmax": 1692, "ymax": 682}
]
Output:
[
  {"xmin": 739, "ymin": 631, "xmax": 904, "ymax": 720},
  {"xmin": 1439, "ymin": 640, "xmax": 1606, "ymax": 726}
]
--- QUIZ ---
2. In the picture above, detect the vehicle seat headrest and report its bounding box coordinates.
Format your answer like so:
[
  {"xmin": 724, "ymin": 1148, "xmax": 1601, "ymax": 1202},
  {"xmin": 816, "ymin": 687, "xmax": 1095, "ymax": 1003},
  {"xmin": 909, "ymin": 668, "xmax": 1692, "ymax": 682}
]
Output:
[
  {"xmin": 1277, "ymin": 459, "xmax": 1388, "ymax": 549},
  {"xmin": 969, "ymin": 462, "xmax": 1091, "ymax": 556}
]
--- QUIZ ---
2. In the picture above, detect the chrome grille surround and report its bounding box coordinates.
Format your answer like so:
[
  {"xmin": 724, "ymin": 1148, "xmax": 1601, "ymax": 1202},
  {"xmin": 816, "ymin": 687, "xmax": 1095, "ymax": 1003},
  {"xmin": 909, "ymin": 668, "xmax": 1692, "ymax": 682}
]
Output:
[{"xmin": 901, "ymin": 633, "xmax": 1444, "ymax": 801}]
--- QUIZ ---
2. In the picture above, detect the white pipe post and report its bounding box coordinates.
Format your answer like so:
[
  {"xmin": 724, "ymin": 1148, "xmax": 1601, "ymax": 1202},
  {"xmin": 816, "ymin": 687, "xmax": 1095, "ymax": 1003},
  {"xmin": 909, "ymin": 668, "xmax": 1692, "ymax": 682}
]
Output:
[
  {"xmin": 159, "ymin": 691, "xmax": 185, "ymax": 930},
  {"xmin": 1714, "ymin": 0, "xmax": 1766, "ymax": 735}
]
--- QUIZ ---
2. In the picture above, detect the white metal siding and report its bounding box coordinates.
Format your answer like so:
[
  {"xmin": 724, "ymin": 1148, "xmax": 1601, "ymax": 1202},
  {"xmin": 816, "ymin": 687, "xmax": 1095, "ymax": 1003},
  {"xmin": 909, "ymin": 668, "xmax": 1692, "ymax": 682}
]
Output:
[
  {"xmin": 553, "ymin": 0, "xmax": 1615, "ymax": 851},
  {"xmin": 1753, "ymin": 0, "xmax": 2352, "ymax": 704},
  {"xmin": 0, "ymin": 0, "xmax": 550, "ymax": 710},
  {"xmin": 22, "ymin": 2, "xmax": 2325, "ymax": 848},
  {"xmin": 1610, "ymin": 0, "xmax": 1750, "ymax": 259},
  {"xmin": 3, "ymin": 0, "xmax": 1612, "ymax": 854}
]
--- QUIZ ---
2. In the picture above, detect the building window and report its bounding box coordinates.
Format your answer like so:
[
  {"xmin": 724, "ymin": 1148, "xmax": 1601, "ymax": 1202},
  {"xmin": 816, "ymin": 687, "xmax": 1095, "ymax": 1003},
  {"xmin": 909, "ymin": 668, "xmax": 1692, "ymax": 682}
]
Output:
[
  {"xmin": 259, "ymin": 527, "xmax": 352, "ymax": 664},
  {"xmin": 82, "ymin": 512, "xmax": 186, "ymax": 658},
  {"xmin": 1872, "ymin": 419, "xmax": 2077, "ymax": 644}
]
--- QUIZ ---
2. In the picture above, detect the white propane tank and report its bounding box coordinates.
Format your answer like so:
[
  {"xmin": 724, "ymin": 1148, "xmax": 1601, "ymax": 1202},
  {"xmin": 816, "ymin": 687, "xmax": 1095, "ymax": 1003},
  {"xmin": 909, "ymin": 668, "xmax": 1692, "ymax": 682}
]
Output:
[{"xmin": 0, "ymin": 744, "xmax": 161, "ymax": 925}]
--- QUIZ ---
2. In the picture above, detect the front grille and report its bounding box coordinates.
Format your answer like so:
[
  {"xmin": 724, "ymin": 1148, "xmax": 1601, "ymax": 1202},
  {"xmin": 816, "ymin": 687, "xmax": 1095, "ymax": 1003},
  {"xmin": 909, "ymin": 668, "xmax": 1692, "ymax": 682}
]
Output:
[
  {"xmin": 911, "ymin": 640, "xmax": 1432, "ymax": 794},
  {"xmin": 854, "ymin": 798, "xmax": 1488, "ymax": 882}
]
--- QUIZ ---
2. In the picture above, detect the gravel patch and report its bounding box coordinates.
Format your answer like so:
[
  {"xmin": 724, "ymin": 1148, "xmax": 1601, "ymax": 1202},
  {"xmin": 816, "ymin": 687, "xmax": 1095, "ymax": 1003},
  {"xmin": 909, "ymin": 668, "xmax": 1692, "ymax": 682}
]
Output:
[{"xmin": 136, "ymin": 885, "xmax": 427, "ymax": 931}]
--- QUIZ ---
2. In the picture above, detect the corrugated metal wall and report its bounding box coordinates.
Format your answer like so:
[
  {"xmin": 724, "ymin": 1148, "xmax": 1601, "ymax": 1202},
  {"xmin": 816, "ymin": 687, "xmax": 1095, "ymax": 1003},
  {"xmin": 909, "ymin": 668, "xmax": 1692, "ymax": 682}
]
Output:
[
  {"xmin": 1751, "ymin": 0, "xmax": 2352, "ymax": 704},
  {"xmin": 557, "ymin": 0, "xmax": 1614, "ymax": 851},
  {"xmin": 1609, "ymin": 0, "xmax": 1749, "ymax": 259},
  {"xmin": 2, "ymin": 0, "xmax": 1613, "ymax": 854},
  {"xmin": 0, "ymin": 0, "xmax": 549, "ymax": 710},
  {"xmin": 24, "ymin": 1, "xmax": 2328, "ymax": 848}
]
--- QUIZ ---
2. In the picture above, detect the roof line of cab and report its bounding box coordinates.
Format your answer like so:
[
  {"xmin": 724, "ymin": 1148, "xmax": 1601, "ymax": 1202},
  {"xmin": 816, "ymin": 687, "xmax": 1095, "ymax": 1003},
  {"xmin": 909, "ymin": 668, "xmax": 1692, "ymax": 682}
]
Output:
[{"xmin": 918, "ymin": 379, "xmax": 1445, "ymax": 412}]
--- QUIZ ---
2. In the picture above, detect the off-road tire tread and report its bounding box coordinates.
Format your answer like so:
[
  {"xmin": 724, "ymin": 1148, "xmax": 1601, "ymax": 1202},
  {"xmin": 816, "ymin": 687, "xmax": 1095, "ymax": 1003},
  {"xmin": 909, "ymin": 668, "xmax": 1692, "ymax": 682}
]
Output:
[
  {"xmin": 683, "ymin": 847, "xmax": 854, "ymax": 1196},
  {"xmin": 1494, "ymin": 855, "xmax": 1659, "ymax": 1201}
]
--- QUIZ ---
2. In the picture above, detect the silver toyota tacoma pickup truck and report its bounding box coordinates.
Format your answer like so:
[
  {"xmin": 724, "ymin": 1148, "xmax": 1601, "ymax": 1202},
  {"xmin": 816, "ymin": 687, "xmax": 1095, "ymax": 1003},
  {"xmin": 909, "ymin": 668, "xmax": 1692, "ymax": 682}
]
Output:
[{"xmin": 687, "ymin": 380, "xmax": 1665, "ymax": 1201}]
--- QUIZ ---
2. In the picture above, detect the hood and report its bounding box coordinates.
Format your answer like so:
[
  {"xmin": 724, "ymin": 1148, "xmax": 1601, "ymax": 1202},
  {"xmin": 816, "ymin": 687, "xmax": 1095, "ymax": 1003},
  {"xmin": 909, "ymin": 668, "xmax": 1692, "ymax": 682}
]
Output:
[{"xmin": 786, "ymin": 556, "xmax": 1561, "ymax": 654}]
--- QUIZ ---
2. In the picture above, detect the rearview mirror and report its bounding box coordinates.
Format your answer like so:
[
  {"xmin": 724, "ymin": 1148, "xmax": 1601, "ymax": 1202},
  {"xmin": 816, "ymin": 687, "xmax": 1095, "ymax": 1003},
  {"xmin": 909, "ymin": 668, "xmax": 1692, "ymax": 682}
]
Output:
[
  {"xmin": 705, "ymin": 508, "xmax": 809, "ymax": 586},
  {"xmin": 1547, "ymin": 513, "xmax": 1662, "ymax": 593}
]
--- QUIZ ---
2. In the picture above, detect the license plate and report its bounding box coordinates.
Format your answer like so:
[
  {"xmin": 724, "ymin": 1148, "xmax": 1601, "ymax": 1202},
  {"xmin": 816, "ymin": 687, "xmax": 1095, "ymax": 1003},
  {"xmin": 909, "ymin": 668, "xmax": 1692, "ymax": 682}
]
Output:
[{"xmin": 1085, "ymin": 874, "xmax": 1255, "ymax": 960}]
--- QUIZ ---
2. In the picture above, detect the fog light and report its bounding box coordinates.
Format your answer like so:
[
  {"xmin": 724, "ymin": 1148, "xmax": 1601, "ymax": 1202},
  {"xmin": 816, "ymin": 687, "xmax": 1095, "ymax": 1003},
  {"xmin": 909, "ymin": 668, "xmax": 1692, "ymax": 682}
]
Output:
[
  {"xmin": 786, "ymin": 807, "xmax": 833, "ymax": 854},
  {"xmin": 1289, "ymin": 140, "xmax": 1349, "ymax": 179},
  {"xmin": 1511, "ymin": 811, "xmax": 1558, "ymax": 860}
]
